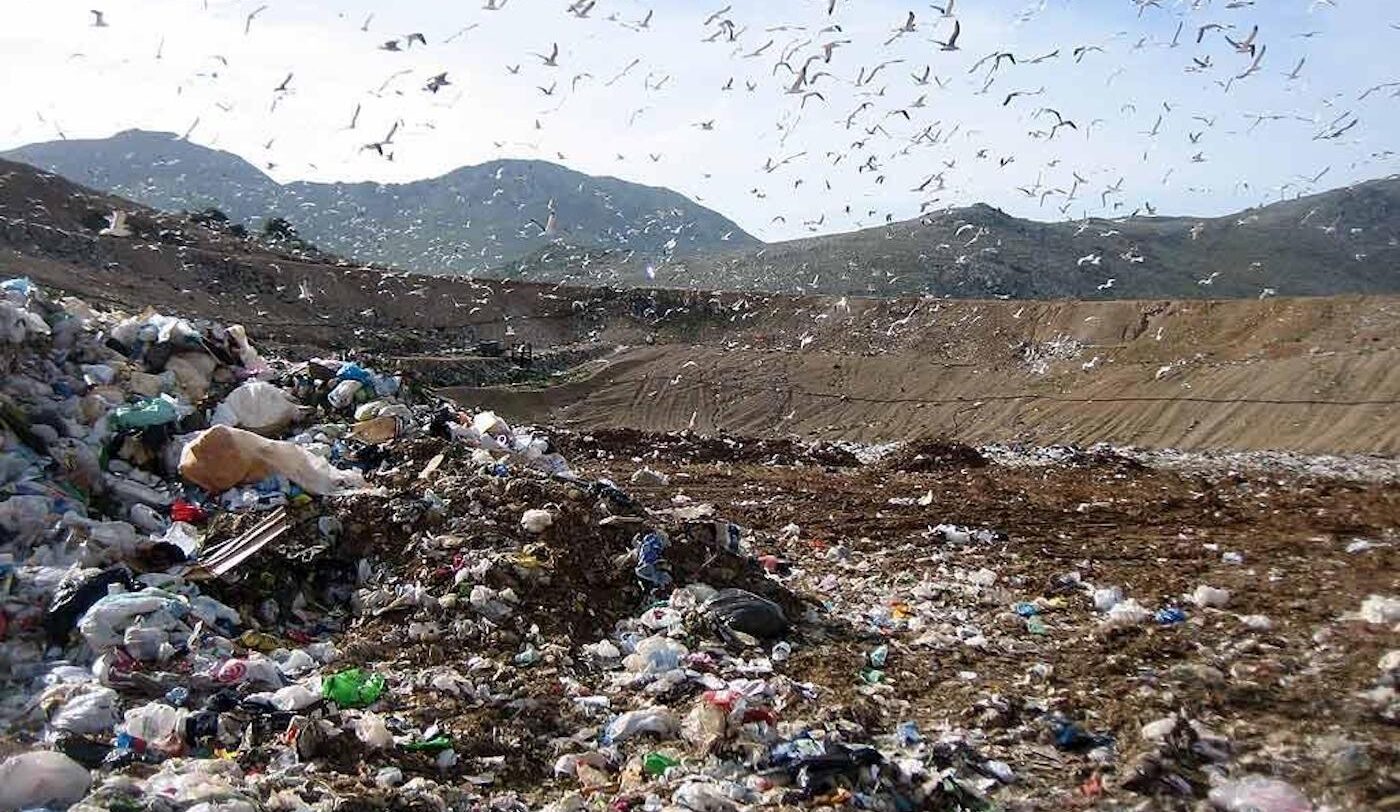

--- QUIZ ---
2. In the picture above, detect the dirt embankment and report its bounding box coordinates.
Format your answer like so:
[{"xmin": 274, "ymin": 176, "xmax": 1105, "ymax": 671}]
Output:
[{"xmin": 447, "ymin": 295, "xmax": 1400, "ymax": 455}]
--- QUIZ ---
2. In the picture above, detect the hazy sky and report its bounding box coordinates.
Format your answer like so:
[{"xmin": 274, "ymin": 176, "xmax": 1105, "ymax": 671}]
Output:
[{"xmin": 2, "ymin": 0, "xmax": 1397, "ymax": 240}]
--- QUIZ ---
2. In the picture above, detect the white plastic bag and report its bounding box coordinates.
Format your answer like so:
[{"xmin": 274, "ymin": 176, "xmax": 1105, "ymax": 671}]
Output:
[
  {"xmin": 78, "ymin": 588, "xmax": 184, "ymax": 649},
  {"xmin": 521, "ymin": 509, "xmax": 553, "ymax": 534},
  {"xmin": 1208, "ymin": 776, "xmax": 1312, "ymax": 812},
  {"xmin": 212, "ymin": 381, "xmax": 302, "ymax": 436},
  {"xmin": 605, "ymin": 707, "xmax": 678, "ymax": 743},
  {"xmin": 0, "ymin": 751, "xmax": 91, "ymax": 811},
  {"xmin": 48, "ymin": 686, "xmax": 121, "ymax": 736},
  {"xmin": 673, "ymin": 781, "xmax": 739, "ymax": 812},
  {"xmin": 353, "ymin": 711, "xmax": 394, "ymax": 749},
  {"xmin": 623, "ymin": 636, "xmax": 688, "ymax": 674},
  {"xmin": 327, "ymin": 379, "xmax": 363, "ymax": 410}
]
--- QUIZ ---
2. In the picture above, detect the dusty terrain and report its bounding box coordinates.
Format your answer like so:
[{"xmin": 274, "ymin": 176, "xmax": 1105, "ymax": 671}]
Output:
[
  {"xmin": 4, "ymin": 157, "xmax": 1398, "ymax": 455},
  {"xmin": 448, "ymin": 294, "xmax": 1400, "ymax": 454}
]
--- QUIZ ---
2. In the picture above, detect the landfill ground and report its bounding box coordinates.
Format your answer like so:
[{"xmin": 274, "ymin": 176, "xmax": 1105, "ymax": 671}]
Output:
[{"xmin": 540, "ymin": 433, "xmax": 1400, "ymax": 809}]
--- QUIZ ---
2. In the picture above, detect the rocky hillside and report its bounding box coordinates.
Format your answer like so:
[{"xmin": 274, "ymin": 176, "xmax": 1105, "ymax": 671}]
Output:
[
  {"xmin": 501, "ymin": 179, "xmax": 1400, "ymax": 299},
  {"xmin": 2, "ymin": 129, "xmax": 757, "ymax": 275}
]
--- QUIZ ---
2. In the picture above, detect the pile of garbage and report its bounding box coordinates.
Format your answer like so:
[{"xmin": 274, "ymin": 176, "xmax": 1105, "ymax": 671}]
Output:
[
  {"xmin": 0, "ymin": 279, "xmax": 935, "ymax": 811},
  {"xmin": 5, "ymin": 277, "xmax": 1380, "ymax": 812}
]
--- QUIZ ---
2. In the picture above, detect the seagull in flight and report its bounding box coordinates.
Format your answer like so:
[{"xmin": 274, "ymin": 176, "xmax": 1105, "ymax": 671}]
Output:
[
  {"xmin": 89, "ymin": 9, "xmax": 108, "ymax": 27},
  {"xmin": 534, "ymin": 43, "xmax": 560, "ymax": 66},
  {"xmin": 934, "ymin": 19, "xmax": 961, "ymax": 51},
  {"xmin": 425, "ymin": 72, "xmax": 451, "ymax": 93},
  {"xmin": 244, "ymin": 4, "xmax": 267, "ymax": 35}
]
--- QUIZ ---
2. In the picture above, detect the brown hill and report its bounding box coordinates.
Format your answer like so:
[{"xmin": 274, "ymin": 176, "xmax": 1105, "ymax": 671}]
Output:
[{"xmin": 3, "ymin": 158, "xmax": 1396, "ymax": 454}]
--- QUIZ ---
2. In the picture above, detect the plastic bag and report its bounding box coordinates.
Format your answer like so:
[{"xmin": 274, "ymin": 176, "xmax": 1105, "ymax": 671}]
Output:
[
  {"xmin": 473, "ymin": 411, "xmax": 511, "ymax": 437},
  {"xmin": 212, "ymin": 381, "xmax": 302, "ymax": 436},
  {"xmin": 45, "ymin": 567, "xmax": 135, "ymax": 644},
  {"xmin": 267, "ymin": 684, "xmax": 322, "ymax": 711},
  {"xmin": 49, "ymin": 686, "xmax": 121, "ymax": 736},
  {"xmin": 353, "ymin": 711, "xmax": 394, "ymax": 748},
  {"xmin": 122, "ymin": 703, "xmax": 186, "ymax": 750},
  {"xmin": 111, "ymin": 398, "xmax": 178, "ymax": 431},
  {"xmin": 1208, "ymin": 776, "xmax": 1313, "ymax": 812},
  {"xmin": 77, "ymin": 588, "xmax": 184, "ymax": 649},
  {"xmin": 673, "ymin": 781, "xmax": 739, "ymax": 812},
  {"xmin": 1101, "ymin": 598, "xmax": 1152, "ymax": 629},
  {"xmin": 327, "ymin": 379, "xmax": 363, "ymax": 410},
  {"xmin": 179, "ymin": 425, "xmax": 366, "ymax": 495},
  {"xmin": 623, "ymin": 636, "xmax": 688, "ymax": 674},
  {"xmin": 1190, "ymin": 585, "xmax": 1231, "ymax": 608},
  {"xmin": 521, "ymin": 509, "xmax": 553, "ymax": 533},
  {"xmin": 0, "ymin": 751, "xmax": 91, "ymax": 811},
  {"xmin": 0, "ymin": 495, "xmax": 55, "ymax": 545},
  {"xmin": 605, "ymin": 707, "xmax": 678, "ymax": 743},
  {"xmin": 322, "ymin": 668, "xmax": 386, "ymax": 708},
  {"xmin": 704, "ymin": 589, "xmax": 789, "ymax": 639}
]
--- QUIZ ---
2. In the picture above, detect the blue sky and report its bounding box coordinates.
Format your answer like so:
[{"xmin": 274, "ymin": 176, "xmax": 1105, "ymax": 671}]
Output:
[{"xmin": 1, "ymin": 0, "xmax": 1396, "ymax": 240}]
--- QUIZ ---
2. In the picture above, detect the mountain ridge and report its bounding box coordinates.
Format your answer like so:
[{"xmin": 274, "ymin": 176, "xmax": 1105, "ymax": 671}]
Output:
[
  {"xmin": 502, "ymin": 175, "xmax": 1400, "ymax": 299},
  {"xmin": 5, "ymin": 129, "xmax": 1399, "ymax": 299},
  {"xmin": 2, "ymin": 129, "xmax": 758, "ymax": 274}
]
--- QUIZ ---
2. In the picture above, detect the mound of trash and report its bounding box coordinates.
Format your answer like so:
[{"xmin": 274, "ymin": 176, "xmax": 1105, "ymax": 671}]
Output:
[
  {"xmin": 550, "ymin": 427, "xmax": 861, "ymax": 468},
  {"xmin": 0, "ymin": 279, "xmax": 950, "ymax": 811},
  {"xmin": 877, "ymin": 437, "xmax": 989, "ymax": 472}
]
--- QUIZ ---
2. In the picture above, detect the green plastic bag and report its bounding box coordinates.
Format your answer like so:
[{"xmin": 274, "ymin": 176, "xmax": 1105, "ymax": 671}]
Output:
[
  {"xmin": 643, "ymin": 752, "xmax": 680, "ymax": 776},
  {"xmin": 322, "ymin": 668, "xmax": 386, "ymax": 707},
  {"xmin": 111, "ymin": 398, "xmax": 178, "ymax": 430},
  {"xmin": 400, "ymin": 735, "xmax": 453, "ymax": 752}
]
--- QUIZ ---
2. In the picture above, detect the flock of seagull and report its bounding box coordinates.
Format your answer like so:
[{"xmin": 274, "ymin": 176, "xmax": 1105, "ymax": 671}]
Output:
[{"xmin": 65, "ymin": 0, "xmax": 1400, "ymax": 295}]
